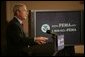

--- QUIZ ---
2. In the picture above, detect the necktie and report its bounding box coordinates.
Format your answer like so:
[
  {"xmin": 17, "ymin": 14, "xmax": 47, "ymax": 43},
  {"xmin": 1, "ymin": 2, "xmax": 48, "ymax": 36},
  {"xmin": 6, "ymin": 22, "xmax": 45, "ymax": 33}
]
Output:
[
  {"xmin": 21, "ymin": 23, "xmax": 23, "ymax": 29},
  {"xmin": 21, "ymin": 23, "xmax": 25, "ymax": 36}
]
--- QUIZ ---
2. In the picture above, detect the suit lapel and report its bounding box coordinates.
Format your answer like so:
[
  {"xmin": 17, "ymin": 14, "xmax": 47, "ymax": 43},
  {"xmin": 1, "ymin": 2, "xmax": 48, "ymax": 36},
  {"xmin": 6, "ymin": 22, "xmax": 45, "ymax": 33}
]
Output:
[{"xmin": 13, "ymin": 17, "xmax": 25, "ymax": 37}]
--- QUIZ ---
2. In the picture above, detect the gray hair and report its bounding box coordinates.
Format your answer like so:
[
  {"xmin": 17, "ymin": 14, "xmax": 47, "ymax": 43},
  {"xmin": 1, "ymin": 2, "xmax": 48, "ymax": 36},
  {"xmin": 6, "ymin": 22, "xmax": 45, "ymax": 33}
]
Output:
[{"xmin": 13, "ymin": 3, "xmax": 26, "ymax": 15}]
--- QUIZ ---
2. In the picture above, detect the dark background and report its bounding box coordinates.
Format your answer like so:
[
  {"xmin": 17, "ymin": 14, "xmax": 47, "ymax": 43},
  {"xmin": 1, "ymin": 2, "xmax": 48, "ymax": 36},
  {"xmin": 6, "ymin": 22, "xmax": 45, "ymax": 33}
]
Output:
[{"xmin": 30, "ymin": 11, "xmax": 83, "ymax": 46}]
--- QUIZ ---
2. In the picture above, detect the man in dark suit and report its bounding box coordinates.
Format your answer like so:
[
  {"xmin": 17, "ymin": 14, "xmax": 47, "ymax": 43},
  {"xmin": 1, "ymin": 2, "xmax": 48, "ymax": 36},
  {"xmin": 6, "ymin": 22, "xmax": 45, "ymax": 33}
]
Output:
[{"xmin": 6, "ymin": 3, "xmax": 48, "ymax": 56}]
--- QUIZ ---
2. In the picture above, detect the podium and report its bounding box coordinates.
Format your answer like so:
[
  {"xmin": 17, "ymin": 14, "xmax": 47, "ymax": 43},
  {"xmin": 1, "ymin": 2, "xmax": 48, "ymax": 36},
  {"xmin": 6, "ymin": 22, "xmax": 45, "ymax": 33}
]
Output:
[
  {"xmin": 52, "ymin": 34, "xmax": 64, "ymax": 56},
  {"xmin": 26, "ymin": 34, "xmax": 64, "ymax": 56}
]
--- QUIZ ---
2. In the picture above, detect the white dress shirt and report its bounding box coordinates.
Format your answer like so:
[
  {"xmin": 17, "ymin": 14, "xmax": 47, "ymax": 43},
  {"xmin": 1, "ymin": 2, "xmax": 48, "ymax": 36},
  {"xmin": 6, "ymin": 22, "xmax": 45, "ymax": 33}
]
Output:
[{"xmin": 14, "ymin": 16, "xmax": 22, "ymax": 24}]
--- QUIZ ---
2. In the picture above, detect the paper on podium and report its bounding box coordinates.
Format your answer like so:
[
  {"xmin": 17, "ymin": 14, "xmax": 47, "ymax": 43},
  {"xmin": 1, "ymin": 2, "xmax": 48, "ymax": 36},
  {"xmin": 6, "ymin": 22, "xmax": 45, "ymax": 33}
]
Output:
[{"xmin": 58, "ymin": 35, "xmax": 64, "ymax": 51}]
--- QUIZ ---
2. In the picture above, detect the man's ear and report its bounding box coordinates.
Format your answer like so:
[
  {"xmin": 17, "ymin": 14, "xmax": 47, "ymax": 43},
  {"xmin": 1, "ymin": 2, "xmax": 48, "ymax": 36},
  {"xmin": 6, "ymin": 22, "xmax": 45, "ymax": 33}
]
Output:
[{"xmin": 16, "ymin": 10, "xmax": 19, "ymax": 15}]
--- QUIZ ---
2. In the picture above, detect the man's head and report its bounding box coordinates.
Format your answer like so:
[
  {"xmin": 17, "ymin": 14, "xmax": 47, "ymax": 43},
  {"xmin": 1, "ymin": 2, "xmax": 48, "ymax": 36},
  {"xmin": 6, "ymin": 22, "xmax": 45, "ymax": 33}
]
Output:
[{"xmin": 13, "ymin": 3, "xmax": 28, "ymax": 20}]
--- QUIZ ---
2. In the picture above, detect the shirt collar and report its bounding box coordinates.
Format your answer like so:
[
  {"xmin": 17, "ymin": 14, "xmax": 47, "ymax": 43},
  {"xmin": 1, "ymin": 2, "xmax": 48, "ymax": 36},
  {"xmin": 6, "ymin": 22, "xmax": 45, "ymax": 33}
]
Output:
[{"xmin": 14, "ymin": 16, "xmax": 22, "ymax": 24}]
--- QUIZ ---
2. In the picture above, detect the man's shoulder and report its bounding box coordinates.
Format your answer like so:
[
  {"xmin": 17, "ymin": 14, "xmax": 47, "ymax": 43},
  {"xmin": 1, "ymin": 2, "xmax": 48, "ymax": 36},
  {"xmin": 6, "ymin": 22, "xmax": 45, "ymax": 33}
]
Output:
[
  {"xmin": 9, "ymin": 17, "xmax": 20, "ymax": 25},
  {"xmin": 7, "ymin": 17, "xmax": 20, "ymax": 28}
]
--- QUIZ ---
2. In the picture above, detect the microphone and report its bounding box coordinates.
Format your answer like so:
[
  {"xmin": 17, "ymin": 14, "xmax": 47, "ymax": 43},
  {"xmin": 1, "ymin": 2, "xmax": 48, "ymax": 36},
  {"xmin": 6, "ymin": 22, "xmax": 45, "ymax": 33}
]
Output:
[
  {"xmin": 46, "ymin": 30, "xmax": 57, "ymax": 39},
  {"xmin": 46, "ymin": 30, "xmax": 57, "ymax": 36}
]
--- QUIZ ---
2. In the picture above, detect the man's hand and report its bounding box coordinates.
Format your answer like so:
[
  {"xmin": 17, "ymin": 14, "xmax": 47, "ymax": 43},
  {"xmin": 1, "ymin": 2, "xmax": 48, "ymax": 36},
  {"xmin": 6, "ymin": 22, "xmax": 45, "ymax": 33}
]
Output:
[{"xmin": 35, "ymin": 36, "xmax": 48, "ymax": 45}]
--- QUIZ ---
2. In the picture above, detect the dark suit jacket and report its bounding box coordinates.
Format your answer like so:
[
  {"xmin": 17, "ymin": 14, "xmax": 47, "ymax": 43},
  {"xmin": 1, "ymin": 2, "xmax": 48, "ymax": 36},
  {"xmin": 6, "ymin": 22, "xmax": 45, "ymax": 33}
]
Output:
[{"xmin": 6, "ymin": 17, "xmax": 36, "ymax": 56}]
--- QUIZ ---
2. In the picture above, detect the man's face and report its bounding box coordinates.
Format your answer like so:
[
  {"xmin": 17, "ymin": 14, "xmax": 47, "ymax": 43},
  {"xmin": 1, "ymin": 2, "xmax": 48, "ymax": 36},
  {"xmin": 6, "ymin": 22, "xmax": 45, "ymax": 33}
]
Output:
[{"xmin": 18, "ymin": 5, "xmax": 28, "ymax": 20}]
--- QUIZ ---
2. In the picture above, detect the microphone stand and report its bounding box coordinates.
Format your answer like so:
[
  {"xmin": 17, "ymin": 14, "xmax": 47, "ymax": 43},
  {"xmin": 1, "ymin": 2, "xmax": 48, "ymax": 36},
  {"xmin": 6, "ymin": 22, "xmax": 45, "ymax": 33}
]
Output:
[
  {"xmin": 46, "ymin": 30, "xmax": 60, "ymax": 56},
  {"xmin": 52, "ymin": 34, "xmax": 65, "ymax": 56},
  {"xmin": 51, "ymin": 34, "xmax": 58, "ymax": 56}
]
